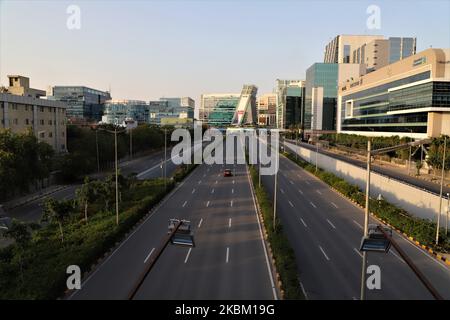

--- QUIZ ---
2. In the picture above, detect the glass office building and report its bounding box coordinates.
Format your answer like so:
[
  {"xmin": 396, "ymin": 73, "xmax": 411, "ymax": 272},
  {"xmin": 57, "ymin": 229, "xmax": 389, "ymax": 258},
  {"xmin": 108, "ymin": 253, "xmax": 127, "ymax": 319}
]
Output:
[
  {"xmin": 102, "ymin": 100, "xmax": 148, "ymax": 125},
  {"xmin": 52, "ymin": 86, "xmax": 111, "ymax": 122},
  {"xmin": 275, "ymin": 80, "xmax": 305, "ymax": 129},
  {"xmin": 304, "ymin": 64, "xmax": 339, "ymax": 131},
  {"xmin": 338, "ymin": 48, "xmax": 450, "ymax": 138}
]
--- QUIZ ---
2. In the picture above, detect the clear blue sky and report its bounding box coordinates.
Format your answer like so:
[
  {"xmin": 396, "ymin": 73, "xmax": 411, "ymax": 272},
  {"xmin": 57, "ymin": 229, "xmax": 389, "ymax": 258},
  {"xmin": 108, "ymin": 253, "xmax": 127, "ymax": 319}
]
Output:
[{"xmin": 1, "ymin": 0, "xmax": 449, "ymax": 114}]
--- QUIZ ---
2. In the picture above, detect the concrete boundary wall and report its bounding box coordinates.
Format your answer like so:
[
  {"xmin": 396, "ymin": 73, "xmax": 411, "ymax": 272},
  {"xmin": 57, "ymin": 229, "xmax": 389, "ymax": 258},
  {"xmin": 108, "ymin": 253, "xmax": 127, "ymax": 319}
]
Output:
[{"xmin": 284, "ymin": 141, "xmax": 448, "ymax": 226}]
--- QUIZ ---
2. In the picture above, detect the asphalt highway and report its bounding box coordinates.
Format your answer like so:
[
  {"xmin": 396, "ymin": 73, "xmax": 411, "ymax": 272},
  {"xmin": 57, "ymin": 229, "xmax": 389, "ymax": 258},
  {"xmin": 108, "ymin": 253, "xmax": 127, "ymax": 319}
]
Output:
[
  {"xmin": 69, "ymin": 151, "xmax": 276, "ymax": 299},
  {"xmin": 261, "ymin": 150, "xmax": 450, "ymax": 300}
]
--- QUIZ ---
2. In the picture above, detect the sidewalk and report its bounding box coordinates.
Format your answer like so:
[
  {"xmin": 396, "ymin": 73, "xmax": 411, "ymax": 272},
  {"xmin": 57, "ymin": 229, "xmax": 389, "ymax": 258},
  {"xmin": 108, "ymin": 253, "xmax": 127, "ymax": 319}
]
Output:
[{"xmin": 326, "ymin": 144, "xmax": 450, "ymax": 189}]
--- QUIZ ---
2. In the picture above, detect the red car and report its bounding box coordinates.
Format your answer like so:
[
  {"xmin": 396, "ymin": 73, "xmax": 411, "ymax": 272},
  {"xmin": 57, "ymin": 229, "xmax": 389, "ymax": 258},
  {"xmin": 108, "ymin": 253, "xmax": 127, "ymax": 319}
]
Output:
[{"xmin": 223, "ymin": 169, "xmax": 232, "ymax": 177}]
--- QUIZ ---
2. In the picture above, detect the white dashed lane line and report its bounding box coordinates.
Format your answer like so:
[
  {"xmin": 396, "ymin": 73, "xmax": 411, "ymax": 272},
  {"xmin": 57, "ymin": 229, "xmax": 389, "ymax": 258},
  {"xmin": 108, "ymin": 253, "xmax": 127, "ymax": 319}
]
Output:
[
  {"xmin": 353, "ymin": 248, "xmax": 363, "ymax": 258},
  {"xmin": 182, "ymin": 201, "xmax": 187, "ymax": 208},
  {"xmin": 226, "ymin": 247, "xmax": 230, "ymax": 263},
  {"xmin": 288, "ymin": 201, "xmax": 294, "ymax": 208},
  {"xmin": 184, "ymin": 248, "xmax": 192, "ymax": 263},
  {"xmin": 300, "ymin": 218, "xmax": 307, "ymax": 228},
  {"xmin": 326, "ymin": 219, "xmax": 336, "ymax": 229},
  {"xmin": 192, "ymin": 188, "xmax": 196, "ymax": 194},
  {"xmin": 353, "ymin": 220, "xmax": 363, "ymax": 229},
  {"xmin": 198, "ymin": 218, "xmax": 203, "ymax": 228},
  {"xmin": 309, "ymin": 202, "xmax": 317, "ymax": 209},
  {"xmin": 319, "ymin": 246, "xmax": 330, "ymax": 261},
  {"xmin": 206, "ymin": 201, "xmax": 210, "ymax": 207},
  {"xmin": 144, "ymin": 248, "xmax": 155, "ymax": 263},
  {"xmin": 331, "ymin": 202, "xmax": 338, "ymax": 208}
]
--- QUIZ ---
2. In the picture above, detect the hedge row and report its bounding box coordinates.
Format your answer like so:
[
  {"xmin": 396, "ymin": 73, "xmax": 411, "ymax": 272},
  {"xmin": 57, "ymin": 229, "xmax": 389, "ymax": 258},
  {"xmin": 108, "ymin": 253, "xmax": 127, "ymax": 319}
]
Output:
[
  {"xmin": 0, "ymin": 164, "xmax": 198, "ymax": 299},
  {"xmin": 248, "ymin": 165, "xmax": 304, "ymax": 299},
  {"xmin": 283, "ymin": 151, "xmax": 450, "ymax": 253}
]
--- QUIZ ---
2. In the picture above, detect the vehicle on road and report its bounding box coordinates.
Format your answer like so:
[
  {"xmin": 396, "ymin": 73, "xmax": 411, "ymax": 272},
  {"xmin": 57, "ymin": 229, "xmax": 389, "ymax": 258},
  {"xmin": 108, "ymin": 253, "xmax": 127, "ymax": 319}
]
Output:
[
  {"xmin": 168, "ymin": 219, "xmax": 195, "ymax": 247},
  {"xmin": 0, "ymin": 216, "xmax": 12, "ymax": 234},
  {"xmin": 224, "ymin": 169, "xmax": 232, "ymax": 177}
]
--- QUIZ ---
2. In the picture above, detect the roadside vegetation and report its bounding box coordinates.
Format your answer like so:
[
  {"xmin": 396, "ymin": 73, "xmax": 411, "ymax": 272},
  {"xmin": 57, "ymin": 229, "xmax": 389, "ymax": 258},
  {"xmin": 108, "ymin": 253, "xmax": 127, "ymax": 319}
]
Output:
[
  {"xmin": 0, "ymin": 162, "xmax": 197, "ymax": 299},
  {"xmin": 247, "ymin": 164, "xmax": 304, "ymax": 299},
  {"xmin": 283, "ymin": 151, "xmax": 450, "ymax": 253}
]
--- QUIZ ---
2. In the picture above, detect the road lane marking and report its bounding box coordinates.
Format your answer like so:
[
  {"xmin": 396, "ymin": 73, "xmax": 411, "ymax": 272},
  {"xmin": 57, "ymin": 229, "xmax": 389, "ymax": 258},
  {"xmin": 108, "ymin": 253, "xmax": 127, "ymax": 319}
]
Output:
[
  {"xmin": 309, "ymin": 201, "xmax": 317, "ymax": 208},
  {"xmin": 192, "ymin": 188, "xmax": 196, "ymax": 194},
  {"xmin": 184, "ymin": 248, "xmax": 192, "ymax": 263},
  {"xmin": 390, "ymin": 250, "xmax": 406, "ymax": 264},
  {"xmin": 206, "ymin": 201, "xmax": 210, "ymax": 207},
  {"xmin": 228, "ymin": 218, "xmax": 232, "ymax": 228},
  {"xmin": 299, "ymin": 282, "xmax": 308, "ymax": 300},
  {"xmin": 226, "ymin": 247, "xmax": 230, "ymax": 263},
  {"xmin": 232, "ymin": 180, "xmax": 235, "ymax": 184},
  {"xmin": 305, "ymin": 180, "xmax": 311, "ymax": 185},
  {"xmin": 288, "ymin": 201, "xmax": 294, "ymax": 207},
  {"xmin": 246, "ymin": 163, "xmax": 278, "ymax": 300},
  {"xmin": 218, "ymin": 173, "xmax": 220, "ymax": 177},
  {"xmin": 316, "ymin": 190, "xmax": 322, "ymax": 195},
  {"xmin": 300, "ymin": 218, "xmax": 307, "ymax": 228},
  {"xmin": 144, "ymin": 248, "xmax": 155, "ymax": 263},
  {"xmin": 232, "ymin": 188, "xmax": 234, "ymax": 194},
  {"xmin": 198, "ymin": 180, "xmax": 202, "ymax": 184},
  {"xmin": 326, "ymin": 219, "xmax": 336, "ymax": 229},
  {"xmin": 298, "ymin": 189, "xmax": 303, "ymax": 195},
  {"xmin": 211, "ymin": 188, "xmax": 215, "ymax": 194},
  {"xmin": 319, "ymin": 246, "xmax": 330, "ymax": 261},
  {"xmin": 280, "ymin": 188, "xmax": 285, "ymax": 194},
  {"xmin": 353, "ymin": 220, "xmax": 363, "ymax": 229},
  {"xmin": 331, "ymin": 202, "xmax": 338, "ymax": 208},
  {"xmin": 400, "ymin": 238, "xmax": 449, "ymax": 270},
  {"xmin": 353, "ymin": 247, "xmax": 363, "ymax": 258},
  {"xmin": 198, "ymin": 218, "xmax": 203, "ymax": 228},
  {"xmin": 203, "ymin": 174, "xmax": 206, "ymax": 178},
  {"xmin": 289, "ymin": 180, "xmax": 294, "ymax": 185},
  {"xmin": 215, "ymin": 180, "xmax": 218, "ymax": 184},
  {"xmin": 230, "ymin": 200, "xmax": 233, "ymax": 207},
  {"xmin": 182, "ymin": 201, "xmax": 187, "ymax": 208}
]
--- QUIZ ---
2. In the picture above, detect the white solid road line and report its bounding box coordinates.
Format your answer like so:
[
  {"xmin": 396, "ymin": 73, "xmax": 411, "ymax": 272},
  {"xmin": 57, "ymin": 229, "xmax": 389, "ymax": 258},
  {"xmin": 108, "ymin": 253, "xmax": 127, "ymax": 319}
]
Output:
[
  {"xmin": 198, "ymin": 218, "xmax": 203, "ymax": 228},
  {"xmin": 182, "ymin": 201, "xmax": 187, "ymax": 208},
  {"xmin": 331, "ymin": 202, "xmax": 338, "ymax": 208},
  {"xmin": 300, "ymin": 218, "xmax": 307, "ymax": 228},
  {"xmin": 184, "ymin": 248, "xmax": 192, "ymax": 263},
  {"xmin": 246, "ymin": 163, "xmax": 278, "ymax": 300},
  {"xmin": 206, "ymin": 201, "xmax": 210, "ymax": 207},
  {"xmin": 144, "ymin": 248, "xmax": 155, "ymax": 263},
  {"xmin": 298, "ymin": 189, "xmax": 303, "ymax": 195},
  {"xmin": 229, "ymin": 218, "xmax": 232, "ymax": 228},
  {"xmin": 319, "ymin": 246, "xmax": 330, "ymax": 261},
  {"xmin": 309, "ymin": 201, "xmax": 317, "ymax": 209},
  {"xmin": 288, "ymin": 201, "xmax": 294, "ymax": 208},
  {"xmin": 192, "ymin": 188, "xmax": 196, "ymax": 194},
  {"xmin": 226, "ymin": 247, "xmax": 230, "ymax": 263},
  {"xmin": 353, "ymin": 220, "xmax": 363, "ymax": 229},
  {"xmin": 353, "ymin": 247, "xmax": 363, "ymax": 258},
  {"xmin": 390, "ymin": 250, "xmax": 406, "ymax": 264},
  {"xmin": 326, "ymin": 219, "xmax": 336, "ymax": 229},
  {"xmin": 300, "ymin": 281, "xmax": 308, "ymax": 300}
]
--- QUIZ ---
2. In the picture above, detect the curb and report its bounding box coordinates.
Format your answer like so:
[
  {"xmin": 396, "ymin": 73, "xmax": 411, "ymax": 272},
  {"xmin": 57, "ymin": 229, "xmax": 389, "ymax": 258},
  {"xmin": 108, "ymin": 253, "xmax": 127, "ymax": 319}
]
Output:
[
  {"xmin": 246, "ymin": 164, "xmax": 284, "ymax": 300},
  {"xmin": 283, "ymin": 151, "xmax": 450, "ymax": 269},
  {"xmin": 3, "ymin": 185, "xmax": 70, "ymax": 210}
]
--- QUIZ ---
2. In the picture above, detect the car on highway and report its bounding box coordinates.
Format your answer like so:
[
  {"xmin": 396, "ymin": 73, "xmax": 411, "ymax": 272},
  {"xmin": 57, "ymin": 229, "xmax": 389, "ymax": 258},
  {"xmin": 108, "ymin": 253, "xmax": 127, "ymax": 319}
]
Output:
[{"xmin": 223, "ymin": 169, "xmax": 232, "ymax": 177}]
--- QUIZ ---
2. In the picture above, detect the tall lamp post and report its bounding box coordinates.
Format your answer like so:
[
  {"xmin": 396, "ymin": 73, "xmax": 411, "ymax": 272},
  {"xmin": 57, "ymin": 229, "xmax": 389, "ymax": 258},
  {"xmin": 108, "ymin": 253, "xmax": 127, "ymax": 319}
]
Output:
[{"xmin": 436, "ymin": 136, "xmax": 447, "ymax": 245}]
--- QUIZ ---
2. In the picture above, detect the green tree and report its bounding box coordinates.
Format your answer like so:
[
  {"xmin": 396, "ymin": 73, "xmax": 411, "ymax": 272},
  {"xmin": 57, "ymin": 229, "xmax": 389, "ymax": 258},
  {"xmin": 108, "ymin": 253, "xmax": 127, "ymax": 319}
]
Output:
[
  {"xmin": 75, "ymin": 177, "xmax": 97, "ymax": 222},
  {"xmin": 41, "ymin": 198, "xmax": 73, "ymax": 242}
]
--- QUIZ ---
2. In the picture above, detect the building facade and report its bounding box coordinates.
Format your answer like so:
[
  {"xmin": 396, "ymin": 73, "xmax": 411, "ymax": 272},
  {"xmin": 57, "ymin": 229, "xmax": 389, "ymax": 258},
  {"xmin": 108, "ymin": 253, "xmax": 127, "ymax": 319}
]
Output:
[
  {"xmin": 257, "ymin": 93, "xmax": 277, "ymax": 127},
  {"xmin": 352, "ymin": 37, "xmax": 416, "ymax": 72},
  {"xmin": 52, "ymin": 86, "xmax": 111, "ymax": 123},
  {"xmin": 324, "ymin": 35, "xmax": 384, "ymax": 64},
  {"xmin": 101, "ymin": 100, "xmax": 148, "ymax": 125},
  {"xmin": 304, "ymin": 63, "xmax": 364, "ymax": 134},
  {"xmin": 200, "ymin": 85, "xmax": 258, "ymax": 127},
  {"xmin": 0, "ymin": 93, "xmax": 67, "ymax": 152},
  {"xmin": 275, "ymin": 80, "xmax": 305, "ymax": 129},
  {"xmin": 338, "ymin": 48, "xmax": 450, "ymax": 139}
]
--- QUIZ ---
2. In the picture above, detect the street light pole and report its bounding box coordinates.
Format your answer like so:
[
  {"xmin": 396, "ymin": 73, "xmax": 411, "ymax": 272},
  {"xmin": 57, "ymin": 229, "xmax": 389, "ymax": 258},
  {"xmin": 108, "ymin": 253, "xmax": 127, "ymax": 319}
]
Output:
[
  {"xmin": 95, "ymin": 129, "xmax": 100, "ymax": 173},
  {"xmin": 360, "ymin": 139, "xmax": 372, "ymax": 300},
  {"xmin": 164, "ymin": 128, "xmax": 167, "ymax": 190},
  {"xmin": 446, "ymin": 192, "xmax": 449, "ymax": 236},
  {"xmin": 130, "ymin": 127, "xmax": 133, "ymax": 160},
  {"xmin": 114, "ymin": 125, "xmax": 119, "ymax": 226},
  {"xmin": 258, "ymin": 129, "xmax": 261, "ymax": 188},
  {"xmin": 273, "ymin": 150, "xmax": 278, "ymax": 232},
  {"xmin": 436, "ymin": 136, "xmax": 447, "ymax": 245}
]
